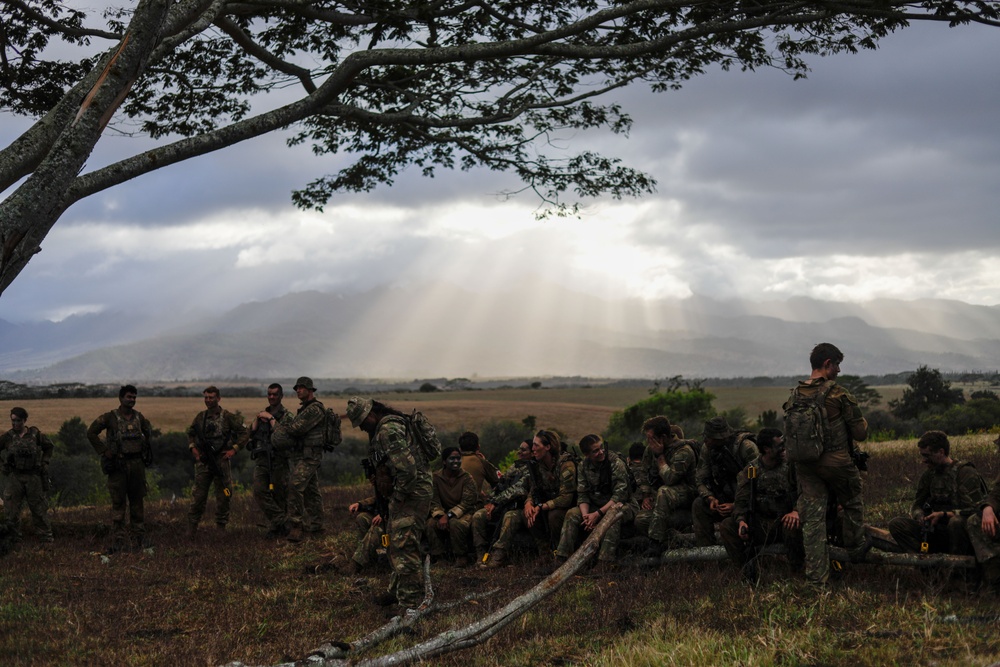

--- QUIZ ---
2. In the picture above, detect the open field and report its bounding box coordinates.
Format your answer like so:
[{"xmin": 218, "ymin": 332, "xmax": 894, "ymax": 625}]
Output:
[
  {"xmin": 0, "ymin": 433, "xmax": 997, "ymax": 666},
  {"xmin": 0, "ymin": 384, "xmax": 907, "ymax": 437}
]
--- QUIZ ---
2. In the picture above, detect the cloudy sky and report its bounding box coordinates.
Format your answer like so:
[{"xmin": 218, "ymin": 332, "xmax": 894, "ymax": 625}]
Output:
[{"xmin": 1, "ymin": 18, "xmax": 999, "ymax": 325}]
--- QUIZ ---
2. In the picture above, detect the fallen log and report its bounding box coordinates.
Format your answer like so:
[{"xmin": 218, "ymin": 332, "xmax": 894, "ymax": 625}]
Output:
[{"xmin": 656, "ymin": 544, "xmax": 975, "ymax": 569}]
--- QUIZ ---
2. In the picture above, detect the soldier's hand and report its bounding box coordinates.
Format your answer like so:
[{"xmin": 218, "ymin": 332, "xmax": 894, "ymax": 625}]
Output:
[
  {"xmin": 348, "ymin": 502, "xmax": 360, "ymax": 513},
  {"xmin": 708, "ymin": 497, "xmax": 720, "ymax": 512},
  {"xmin": 717, "ymin": 502, "xmax": 734, "ymax": 517},
  {"xmin": 437, "ymin": 515, "xmax": 449, "ymax": 530},
  {"xmin": 222, "ymin": 449, "xmax": 235, "ymax": 460},
  {"xmin": 484, "ymin": 503, "xmax": 495, "ymax": 519},
  {"xmin": 738, "ymin": 521, "xmax": 749, "ymax": 540},
  {"xmin": 372, "ymin": 514, "xmax": 383, "ymax": 526},
  {"xmin": 642, "ymin": 497, "xmax": 654, "ymax": 511},
  {"xmin": 191, "ymin": 448, "xmax": 201, "ymax": 462},
  {"xmin": 782, "ymin": 510, "xmax": 801, "ymax": 530},
  {"xmin": 982, "ymin": 506, "xmax": 998, "ymax": 538}
]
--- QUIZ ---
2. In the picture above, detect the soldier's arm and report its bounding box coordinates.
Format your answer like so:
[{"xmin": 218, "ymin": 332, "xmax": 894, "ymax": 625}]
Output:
[
  {"xmin": 381, "ymin": 424, "xmax": 418, "ymax": 501},
  {"xmin": 695, "ymin": 444, "xmax": 713, "ymax": 499},
  {"xmin": 482, "ymin": 458, "xmax": 500, "ymax": 488},
  {"xmin": 454, "ymin": 473, "xmax": 478, "ymax": 518},
  {"xmin": 909, "ymin": 471, "xmax": 931, "ymax": 520},
  {"xmin": 610, "ymin": 457, "xmax": 630, "ymax": 504},
  {"xmin": 38, "ymin": 430, "xmax": 55, "ymax": 464},
  {"xmin": 492, "ymin": 473, "xmax": 527, "ymax": 507},
  {"xmin": 840, "ymin": 391, "xmax": 868, "ymax": 442},
  {"xmin": 227, "ymin": 411, "xmax": 249, "ymax": 452},
  {"xmin": 87, "ymin": 414, "xmax": 109, "ymax": 454},
  {"xmin": 662, "ymin": 446, "xmax": 694, "ymax": 488},
  {"xmin": 429, "ymin": 475, "xmax": 445, "ymax": 519},
  {"xmin": 548, "ymin": 461, "xmax": 577, "ymax": 510},
  {"xmin": 284, "ymin": 404, "xmax": 325, "ymax": 437},
  {"xmin": 739, "ymin": 439, "xmax": 759, "ymax": 467},
  {"xmin": 957, "ymin": 465, "xmax": 988, "ymax": 513},
  {"xmin": 186, "ymin": 413, "xmax": 200, "ymax": 447},
  {"xmin": 732, "ymin": 468, "xmax": 751, "ymax": 524},
  {"xmin": 638, "ymin": 449, "xmax": 654, "ymax": 498}
]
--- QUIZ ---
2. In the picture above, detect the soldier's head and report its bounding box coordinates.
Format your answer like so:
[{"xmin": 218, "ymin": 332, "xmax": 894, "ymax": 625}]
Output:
[
  {"xmin": 267, "ymin": 383, "xmax": 283, "ymax": 408},
  {"xmin": 10, "ymin": 407, "xmax": 27, "ymax": 432},
  {"xmin": 641, "ymin": 416, "xmax": 672, "ymax": 446},
  {"xmin": 810, "ymin": 343, "xmax": 844, "ymax": 378},
  {"xmin": 703, "ymin": 416, "xmax": 734, "ymax": 446},
  {"xmin": 458, "ymin": 431, "xmax": 480, "ymax": 453},
  {"xmin": 203, "ymin": 386, "xmax": 221, "ymax": 410},
  {"xmin": 293, "ymin": 376, "xmax": 316, "ymax": 402},
  {"xmin": 346, "ymin": 396, "xmax": 374, "ymax": 429},
  {"xmin": 628, "ymin": 442, "xmax": 645, "ymax": 463},
  {"xmin": 918, "ymin": 430, "xmax": 952, "ymax": 468},
  {"xmin": 517, "ymin": 439, "xmax": 533, "ymax": 461},
  {"xmin": 442, "ymin": 446, "xmax": 463, "ymax": 472},
  {"xmin": 670, "ymin": 424, "xmax": 685, "ymax": 439},
  {"xmin": 118, "ymin": 384, "xmax": 138, "ymax": 409},
  {"xmin": 579, "ymin": 434, "xmax": 606, "ymax": 463},
  {"xmin": 756, "ymin": 427, "xmax": 785, "ymax": 460},
  {"xmin": 532, "ymin": 429, "xmax": 560, "ymax": 463}
]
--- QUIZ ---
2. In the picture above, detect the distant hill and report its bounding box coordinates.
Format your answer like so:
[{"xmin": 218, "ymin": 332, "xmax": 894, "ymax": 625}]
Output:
[{"xmin": 3, "ymin": 283, "xmax": 999, "ymax": 382}]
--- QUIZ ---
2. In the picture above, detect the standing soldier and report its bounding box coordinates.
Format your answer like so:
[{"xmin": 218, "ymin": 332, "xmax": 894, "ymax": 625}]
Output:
[
  {"xmin": 692, "ymin": 417, "xmax": 758, "ymax": 547},
  {"xmin": 637, "ymin": 415, "xmax": 699, "ymax": 558},
  {"xmin": 280, "ymin": 377, "xmax": 328, "ymax": 543},
  {"xmin": 1, "ymin": 407, "xmax": 54, "ymax": 546},
  {"xmin": 87, "ymin": 385, "xmax": 154, "ymax": 551},
  {"xmin": 346, "ymin": 396, "xmax": 433, "ymax": 613},
  {"xmin": 784, "ymin": 342, "xmax": 869, "ymax": 588},
  {"xmin": 186, "ymin": 385, "xmax": 247, "ymax": 536},
  {"xmin": 248, "ymin": 383, "xmax": 292, "ymax": 538}
]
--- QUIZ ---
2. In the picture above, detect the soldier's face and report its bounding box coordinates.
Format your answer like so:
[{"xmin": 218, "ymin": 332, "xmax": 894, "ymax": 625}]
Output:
[
  {"xmin": 587, "ymin": 444, "xmax": 606, "ymax": 463},
  {"xmin": 10, "ymin": 414, "xmax": 25, "ymax": 432},
  {"xmin": 203, "ymin": 392, "xmax": 220, "ymax": 410},
  {"xmin": 823, "ymin": 359, "xmax": 841, "ymax": 380},
  {"xmin": 296, "ymin": 386, "xmax": 311, "ymax": 402},
  {"xmin": 517, "ymin": 443, "xmax": 532, "ymax": 461},
  {"xmin": 531, "ymin": 437, "xmax": 549, "ymax": 460},
  {"xmin": 267, "ymin": 389, "xmax": 282, "ymax": 408},
  {"xmin": 445, "ymin": 453, "xmax": 462, "ymax": 471},
  {"xmin": 120, "ymin": 392, "xmax": 137, "ymax": 409},
  {"xmin": 919, "ymin": 446, "xmax": 947, "ymax": 468}
]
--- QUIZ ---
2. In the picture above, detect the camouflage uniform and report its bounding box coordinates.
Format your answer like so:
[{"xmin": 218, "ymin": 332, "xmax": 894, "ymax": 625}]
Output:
[
  {"xmin": 719, "ymin": 456, "xmax": 804, "ymax": 568},
  {"xmin": 471, "ymin": 460, "xmax": 530, "ymax": 560},
  {"xmin": 525, "ymin": 453, "xmax": 578, "ymax": 554},
  {"xmin": 426, "ymin": 468, "xmax": 478, "ymax": 560},
  {"xmin": 247, "ymin": 404, "xmax": 292, "ymax": 535},
  {"xmin": 461, "ymin": 452, "xmax": 499, "ymax": 504},
  {"xmin": 371, "ymin": 414, "xmax": 433, "ymax": 608},
  {"xmin": 187, "ymin": 408, "xmax": 247, "ymax": 529},
  {"xmin": 1, "ymin": 426, "xmax": 54, "ymax": 543},
  {"xmin": 87, "ymin": 408, "xmax": 153, "ymax": 542},
  {"xmin": 692, "ymin": 431, "xmax": 758, "ymax": 546},
  {"xmin": 555, "ymin": 452, "xmax": 636, "ymax": 562},
  {"xmin": 965, "ymin": 472, "xmax": 1000, "ymax": 589},
  {"xmin": 888, "ymin": 460, "xmax": 986, "ymax": 555},
  {"xmin": 281, "ymin": 398, "xmax": 326, "ymax": 533},
  {"xmin": 786, "ymin": 378, "xmax": 868, "ymax": 585},
  {"xmin": 351, "ymin": 494, "xmax": 387, "ymax": 569},
  {"xmin": 635, "ymin": 439, "xmax": 698, "ymax": 544}
]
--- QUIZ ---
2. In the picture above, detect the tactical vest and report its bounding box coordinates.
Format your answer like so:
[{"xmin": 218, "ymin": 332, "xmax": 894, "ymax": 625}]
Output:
[
  {"xmin": 115, "ymin": 411, "xmax": 147, "ymax": 455},
  {"xmin": 8, "ymin": 428, "xmax": 43, "ymax": 472},
  {"xmin": 927, "ymin": 460, "xmax": 982, "ymax": 513},
  {"xmin": 749, "ymin": 457, "xmax": 796, "ymax": 520}
]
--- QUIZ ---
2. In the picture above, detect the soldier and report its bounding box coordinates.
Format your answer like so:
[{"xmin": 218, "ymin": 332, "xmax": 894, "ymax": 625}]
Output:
[
  {"xmin": 346, "ymin": 396, "xmax": 433, "ymax": 613},
  {"xmin": 472, "ymin": 439, "xmax": 533, "ymax": 566},
  {"xmin": 186, "ymin": 385, "xmax": 247, "ymax": 535},
  {"xmin": 555, "ymin": 434, "xmax": 637, "ymax": 570},
  {"xmin": 692, "ymin": 417, "xmax": 758, "ymax": 547},
  {"xmin": 427, "ymin": 447, "xmax": 478, "ymax": 566},
  {"xmin": 523, "ymin": 429, "xmax": 578, "ymax": 559},
  {"xmin": 279, "ymin": 376, "xmax": 328, "ymax": 543},
  {"xmin": 459, "ymin": 431, "xmax": 499, "ymax": 504},
  {"xmin": 887, "ymin": 430, "xmax": 986, "ymax": 556},
  {"xmin": 347, "ymin": 459, "xmax": 390, "ymax": 572},
  {"xmin": 87, "ymin": 385, "xmax": 154, "ymax": 551},
  {"xmin": 248, "ymin": 383, "xmax": 292, "ymax": 538},
  {"xmin": 784, "ymin": 342, "xmax": 869, "ymax": 587},
  {"xmin": 967, "ymin": 435, "xmax": 1000, "ymax": 595},
  {"xmin": 637, "ymin": 415, "xmax": 699, "ymax": 558},
  {"xmin": 1, "ymin": 407, "xmax": 54, "ymax": 545},
  {"xmin": 720, "ymin": 427, "xmax": 804, "ymax": 579}
]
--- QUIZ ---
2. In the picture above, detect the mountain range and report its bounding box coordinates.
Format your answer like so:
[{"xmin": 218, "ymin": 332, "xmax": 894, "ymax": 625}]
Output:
[{"xmin": 2, "ymin": 282, "xmax": 999, "ymax": 382}]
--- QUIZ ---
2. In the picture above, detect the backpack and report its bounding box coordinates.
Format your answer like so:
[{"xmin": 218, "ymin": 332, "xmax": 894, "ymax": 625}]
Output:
[
  {"xmin": 783, "ymin": 381, "xmax": 835, "ymax": 463},
  {"xmin": 322, "ymin": 407, "xmax": 343, "ymax": 453},
  {"xmin": 408, "ymin": 409, "xmax": 441, "ymax": 463}
]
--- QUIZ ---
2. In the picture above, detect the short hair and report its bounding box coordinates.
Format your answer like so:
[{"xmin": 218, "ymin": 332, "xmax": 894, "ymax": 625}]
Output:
[
  {"xmin": 119, "ymin": 384, "xmax": 137, "ymax": 399},
  {"xmin": 203, "ymin": 385, "xmax": 221, "ymax": 396},
  {"xmin": 458, "ymin": 431, "xmax": 480, "ymax": 452},
  {"xmin": 756, "ymin": 427, "xmax": 784, "ymax": 453},
  {"xmin": 578, "ymin": 434, "xmax": 604, "ymax": 456},
  {"xmin": 628, "ymin": 442, "xmax": 646, "ymax": 461},
  {"xmin": 10, "ymin": 407, "xmax": 28, "ymax": 421},
  {"xmin": 534, "ymin": 429, "xmax": 561, "ymax": 457},
  {"xmin": 641, "ymin": 416, "xmax": 672, "ymax": 439},
  {"xmin": 442, "ymin": 446, "xmax": 461, "ymax": 460},
  {"xmin": 267, "ymin": 383, "xmax": 283, "ymax": 395},
  {"xmin": 918, "ymin": 430, "xmax": 950, "ymax": 456},
  {"xmin": 810, "ymin": 343, "xmax": 844, "ymax": 370}
]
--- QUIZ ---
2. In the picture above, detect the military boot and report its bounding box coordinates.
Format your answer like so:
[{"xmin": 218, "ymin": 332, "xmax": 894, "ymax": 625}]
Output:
[{"xmin": 482, "ymin": 548, "xmax": 507, "ymax": 569}]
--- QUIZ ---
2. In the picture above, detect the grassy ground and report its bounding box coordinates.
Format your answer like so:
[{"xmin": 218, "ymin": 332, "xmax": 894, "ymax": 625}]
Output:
[{"xmin": 1, "ymin": 432, "xmax": 998, "ymax": 666}]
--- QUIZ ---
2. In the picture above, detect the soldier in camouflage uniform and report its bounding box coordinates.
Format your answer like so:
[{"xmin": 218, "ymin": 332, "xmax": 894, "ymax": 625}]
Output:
[
  {"xmin": 347, "ymin": 396, "xmax": 433, "ymax": 611},
  {"xmin": 248, "ymin": 383, "xmax": 292, "ymax": 538},
  {"xmin": 692, "ymin": 417, "xmax": 758, "ymax": 547},
  {"xmin": 888, "ymin": 430, "xmax": 986, "ymax": 555},
  {"xmin": 348, "ymin": 464, "xmax": 391, "ymax": 572},
  {"xmin": 1, "ymin": 407, "xmax": 54, "ymax": 545},
  {"xmin": 279, "ymin": 376, "xmax": 327, "ymax": 543},
  {"xmin": 636, "ymin": 415, "xmax": 699, "ymax": 557},
  {"xmin": 967, "ymin": 435, "xmax": 1000, "ymax": 594},
  {"xmin": 555, "ymin": 435, "xmax": 637, "ymax": 567},
  {"xmin": 472, "ymin": 439, "xmax": 533, "ymax": 566},
  {"xmin": 785, "ymin": 343, "xmax": 869, "ymax": 587},
  {"xmin": 523, "ymin": 430, "xmax": 578, "ymax": 559},
  {"xmin": 427, "ymin": 447, "xmax": 478, "ymax": 566},
  {"xmin": 459, "ymin": 431, "xmax": 499, "ymax": 504},
  {"xmin": 186, "ymin": 386, "xmax": 248, "ymax": 535},
  {"xmin": 720, "ymin": 427, "xmax": 804, "ymax": 575},
  {"xmin": 88, "ymin": 385, "xmax": 154, "ymax": 550}
]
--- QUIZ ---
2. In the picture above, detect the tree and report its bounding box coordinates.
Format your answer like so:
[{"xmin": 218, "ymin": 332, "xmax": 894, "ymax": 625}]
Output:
[
  {"xmin": 839, "ymin": 374, "xmax": 882, "ymax": 408},
  {"xmin": 889, "ymin": 365, "xmax": 965, "ymax": 421},
  {"xmin": 605, "ymin": 385, "xmax": 715, "ymax": 447},
  {"xmin": 2, "ymin": 1, "xmax": 998, "ymax": 294}
]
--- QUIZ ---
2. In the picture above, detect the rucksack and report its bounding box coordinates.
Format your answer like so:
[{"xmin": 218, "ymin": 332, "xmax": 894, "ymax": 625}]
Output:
[
  {"xmin": 322, "ymin": 407, "xmax": 343, "ymax": 453},
  {"xmin": 408, "ymin": 409, "xmax": 441, "ymax": 463},
  {"xmin": 783, "ymin": 381, "xmax": 835, "ymax": 463}
]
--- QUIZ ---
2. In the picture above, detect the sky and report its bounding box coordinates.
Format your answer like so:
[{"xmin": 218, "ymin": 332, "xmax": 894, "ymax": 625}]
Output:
[{"xmin": 2, "ymin": 17, "xmax": 1000, "ymax": 325}]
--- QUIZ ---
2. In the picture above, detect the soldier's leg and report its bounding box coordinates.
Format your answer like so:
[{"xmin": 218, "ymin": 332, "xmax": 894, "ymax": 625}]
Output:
[
  {"xmin": 888, "ymin": 516, "xmax": 925, "ymax": 553},
  {"xmin": 449, "ymin": 514, "xmax": 473, "ymax": 559},
  {"xmin": 212, "ymin": 458, "xmax": 234, "ymax": 527},
  {"xmin": 187, "ymin": 462, "xmax": 213, "ymax": 529},
  {"xmin": 125, "ymin": 459, "xmax": 147, "ymax": 539},
  {"xmin": 22, "ymin": 474, "xmax": 52, "ymax": 541},
  {"xmin": 648, "ymin": 486, "xmax": 685, "ymax": 544},
  {"xmin": 946, "ymin": 515, "xmax": 973, "ymax": 556},
  {"xmin": 389, "ymin": 495, "xmax": 431, "ymax": 608},
  {"xmin": 106, "ymin": 467, "xmax": 128, "ymax": 538},
  {"xmin": 492, "ymin": 510, "xmax": 524, "ymax": 551},
  {"xmin": 301, "ymin": 454, "xmax": 323, "ymax": 533},
  {"xmin": 426, "ymin": 517, "xmax": 447, "ymax": 558},
  {"xmin": 554, "ymin": 507, "xmax": 584, "ymax": 559},
  {"xmin": 353, "ymin": 520, "xmax": 385, "ymax": 568},
  {"xmin": 691, "ymin": 495, "xmax": 722, "ymax": 547},
  {"xmin": 252, "ymin": 462, "xmax": 284, "ymax": 531},
  {"xmin": 471, "ymin": 507, "xmax": 492, "ymax": 559},
  {"xmin": 286, "ymin": 455, "xmax": 307, "ymax": 530},
  {"xmin": 796, "ymin": 463, "xmax": 832, "ymax": 585},
  {"xmin": 355, "ymin": 511, "xmax": 375, "ymax": 535},
  {"xmin": 779, "ymin": 522, "xmax": 806, "ymax": 569},
  {"xmin": 825, "ymin": 462, "xmax": 865, "ymax": 557},
  {"xmin": 633, "ymin": 508, "xmax": 652, "ymax": 537},
  {"xmin": 3, "ymin": 476, "xmax": 26, "ymax": 542},
  {"xmin": 598, "ymin": 504, "xmax": 633, "ymax": 562},
  {"xmin": 719, "ymin": 516, "xmax": 745, "ymax": 565}
]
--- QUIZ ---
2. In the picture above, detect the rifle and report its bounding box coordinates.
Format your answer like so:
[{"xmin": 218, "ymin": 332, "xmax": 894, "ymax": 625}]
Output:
[
  {"xmin": 740, "ymin": 464, "xmax": 759, "ymax": 583},
  {"xmin": 920, "ymin": 501, "xmax": 933, "ymax": 554},
  {"xmin": 361, "ymin": 458, "xmax": 390, "ymax": 521}
]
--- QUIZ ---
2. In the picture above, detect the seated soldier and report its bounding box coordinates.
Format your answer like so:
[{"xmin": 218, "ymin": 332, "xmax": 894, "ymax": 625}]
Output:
[
  {"xmin": 888, "ymin": 430, "xmax": 986, "ymax": 556},
  {"xmin": 427, "ymin": 447, "xmax": 478, "ymax": 567},
  {"xmin": 459, "ymin": 431, "xmax": 499, "ymax": 505},
  {"xmin": 472, "ymin": 439, "xmax": 532, "ymax": 566},
  {"xmin": 347, "ymin": 459, "xmax": 391, "ymax": 572},
  {"xmin": 692, "ymin": 417, "xmax": 758, "ymax": 547},
  {"xmin": 968, "ymin": 435, "xmax": 1000, "ymax": 595},
  {"xmin": 635, "ymin": 416, "xmax": 699, "ymax": 557},
  {"xmin": 555, "ymin": 435, "xmax": 637, "ymax": 570},
  {"xmin": 720, "ymin": 428, "xmax": 803, "ymax": 580}
]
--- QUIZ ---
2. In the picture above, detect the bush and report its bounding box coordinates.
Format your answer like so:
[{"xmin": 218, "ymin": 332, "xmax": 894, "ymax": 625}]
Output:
[
  {"xmin": 922, "ymin": 398, "xmax": 1000, "ymax": 435},
  {"xmin": 605, "ymin": 387, "xmax": 715, "ymax": 449}
]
